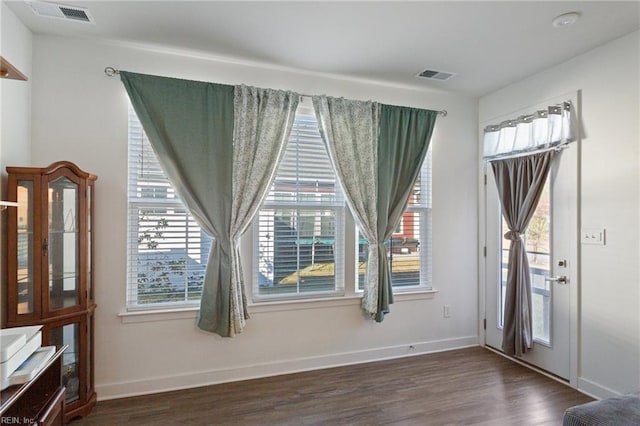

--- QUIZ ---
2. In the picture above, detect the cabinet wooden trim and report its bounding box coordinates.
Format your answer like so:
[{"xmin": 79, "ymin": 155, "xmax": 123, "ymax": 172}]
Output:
[
  {"xmin": 6, "ymin": 161, "xmax": 97, "ymax": 181},
  {"xmin": 39, "ymin": 386, "xmax": 66, "ymax": 426}
]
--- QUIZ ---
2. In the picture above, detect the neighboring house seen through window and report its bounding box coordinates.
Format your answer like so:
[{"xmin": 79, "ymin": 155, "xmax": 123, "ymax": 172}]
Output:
[{"xmin": 254, "ymin": 110, "xmax": 345, "ymax": 300}]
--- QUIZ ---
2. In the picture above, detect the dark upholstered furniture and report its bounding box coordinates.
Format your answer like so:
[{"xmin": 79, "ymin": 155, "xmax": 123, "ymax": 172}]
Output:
[{"xmin": 563, "ymin": 392, "xmax": 640, "ymax": 426}]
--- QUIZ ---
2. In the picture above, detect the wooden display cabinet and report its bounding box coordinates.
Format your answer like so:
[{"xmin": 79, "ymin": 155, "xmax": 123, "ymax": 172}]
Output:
[{"xmin": 5, "ymin": 161, "xmax": 97, "ymax": 422}]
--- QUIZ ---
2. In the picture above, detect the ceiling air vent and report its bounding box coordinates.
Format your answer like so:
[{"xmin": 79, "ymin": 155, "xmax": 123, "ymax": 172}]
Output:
[
  {"xmin": 27, "ymin": 1, "xmax": 95, "ymax": 24},
  {"xmin": 417, "ymin": 69, "xmax": 456, "ymax": 81}
]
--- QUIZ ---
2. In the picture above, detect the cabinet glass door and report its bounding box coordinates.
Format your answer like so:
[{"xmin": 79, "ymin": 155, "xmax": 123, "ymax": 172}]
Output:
[
  {"xmin": 17, "ymin": 180, "xmax": 35, "ymax": 314},
  {"xmin": 49, "ymin": 322, "xmax": 81, "ymax": 404},
  {"xmin": 48, "ymin": 176, "xmax": 80, "ymax": 310}
]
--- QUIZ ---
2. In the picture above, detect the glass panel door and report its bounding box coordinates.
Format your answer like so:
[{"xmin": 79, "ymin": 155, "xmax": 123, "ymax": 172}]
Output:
[
  {"xmin": 526, "ymin": 181, "xmax": 551, "ymax": 344},
  {"xmin": 17, "ymin": 180, "xmax": 35, "ymax": 314},
  {"xmin": 485, "ymin": 131, "xmax": 577, "ymax": 381},
  {"xmin": 48, "ymin": 176, "xmax": 80, "ymax": 310},
  {"xmin": 50, "ymin": 322, "xmax": 81, "ymax": 404}
]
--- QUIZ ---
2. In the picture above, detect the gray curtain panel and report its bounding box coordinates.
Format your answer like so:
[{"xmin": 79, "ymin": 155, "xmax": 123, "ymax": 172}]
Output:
[
  {"xmin": 491, "ymin": 150, "xmax": 556, "ymax": 356},
  {"xmin": 312, "ymin": 96, "xmax": 381, "ymax": 317},
  {"xmin": 225, "ymin": 85, "xmax": 299, "ymax": 335},
  {"xmin": 376, "ymin": 104, "xmax": 437, "ymax": 321}
]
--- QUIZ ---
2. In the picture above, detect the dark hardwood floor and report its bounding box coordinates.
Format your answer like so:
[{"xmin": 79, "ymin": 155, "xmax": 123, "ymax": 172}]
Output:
[{"xmin": 73, "ymin": 347, "xmax": 592, "ymax": 425}]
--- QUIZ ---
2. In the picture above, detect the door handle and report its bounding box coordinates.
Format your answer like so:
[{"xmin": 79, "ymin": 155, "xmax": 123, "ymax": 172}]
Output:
[{"xmin": 545, "ymin": 275, "xmax": 568, "ymax": 284}]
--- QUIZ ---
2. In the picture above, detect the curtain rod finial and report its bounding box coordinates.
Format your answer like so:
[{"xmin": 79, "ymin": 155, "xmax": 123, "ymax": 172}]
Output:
[{"xmin": 104, "ymin": 67, "xmax": 120, "ymax": 77}]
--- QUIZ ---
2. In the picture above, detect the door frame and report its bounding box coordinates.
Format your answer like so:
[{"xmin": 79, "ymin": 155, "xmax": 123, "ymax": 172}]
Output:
[{"xmin": 478, "ymin": 91, "xmax": 581, "ymax": 388}]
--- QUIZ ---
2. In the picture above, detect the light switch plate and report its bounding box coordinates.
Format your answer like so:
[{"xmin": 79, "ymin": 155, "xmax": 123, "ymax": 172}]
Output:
[{"xmin": 581, "ymin": 228, "xmax": 606, "ymax": 245}]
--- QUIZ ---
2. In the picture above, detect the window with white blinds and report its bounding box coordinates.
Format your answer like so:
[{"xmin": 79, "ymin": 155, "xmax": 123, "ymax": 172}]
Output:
[
  {"xmin": 254, "ymin": 110, "xmax": 345, "ymax": 299},
  {"xmin": 357, "ymin": 148, "xmax": 433, "ymax": 290},
  {"xmin": 127, "ymin": 105, "xmax": 212, "ymax": 308},
  {"xmin": 127, "ymin": 102, "xmax": 432, "ymax": 310}
]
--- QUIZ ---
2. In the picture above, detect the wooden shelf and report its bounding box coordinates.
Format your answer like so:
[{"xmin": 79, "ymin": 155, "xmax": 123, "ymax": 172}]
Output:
[
  {"xmin": 0, "ymin": 345, "xmax": 67, "ymax": 425},
  {"xmin": 0, "ymin": 56, "xmax": 28, "ymax": 81}
]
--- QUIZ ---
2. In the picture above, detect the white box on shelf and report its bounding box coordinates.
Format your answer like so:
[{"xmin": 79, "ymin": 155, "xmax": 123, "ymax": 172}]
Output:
[
  {"xmin": 1, "ymin": 326, "xmax": 42, "ymax": 362},
  {"xmin": 1, "ymin": 334, "xmax": 26, "ymax": 363},
  {"xmin": 0, "ymin": 326, "xmax": 43, "ymax": 389},
  {"xmin": 3, "ymin": 346, "xmax": 56, "ymax": 389}
]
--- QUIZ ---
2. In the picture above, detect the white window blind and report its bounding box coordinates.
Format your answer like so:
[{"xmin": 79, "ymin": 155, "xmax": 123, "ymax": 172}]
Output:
[
  {"xmin": 127, "ymin": 105, "xmax": 212, "ymax": 308},
  {"xmin": 254, "ymin": 110, "xmax": 345, "ymax": 299},
  {"xmin": 357, "ymin": 147, "xmax": 433, "ymax": 289}
]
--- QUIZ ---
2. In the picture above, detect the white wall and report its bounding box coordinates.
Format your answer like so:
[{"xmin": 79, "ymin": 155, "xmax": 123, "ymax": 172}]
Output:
[
  {"xmin": 0, "ymin": 2, "xmax": 32, "ymax": 326},
  {"xmin": 0, "ymin": 2, "xmax": 32, "ymax": 187},
  {"xmin": 480, "ymin": 31, "xmax": 640, "ymax": 398},
  {"xmin": 29, "ymin": 35, "xmax": 479, "ymax": 399}
]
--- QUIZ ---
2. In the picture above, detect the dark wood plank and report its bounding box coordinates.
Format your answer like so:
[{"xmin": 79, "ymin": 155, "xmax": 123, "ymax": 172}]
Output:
[{"xmin": 73, "ymin": 347, "xmax": 592, "ymax": 425}]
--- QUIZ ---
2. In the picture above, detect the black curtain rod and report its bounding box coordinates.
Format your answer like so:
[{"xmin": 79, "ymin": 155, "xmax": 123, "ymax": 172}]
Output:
[{"xmin": 104, "ymin": 67, "xmax": 448, "ymax": 117}]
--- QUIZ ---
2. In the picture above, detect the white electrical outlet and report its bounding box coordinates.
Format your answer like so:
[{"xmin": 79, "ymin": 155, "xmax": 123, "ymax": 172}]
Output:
[
  {"xmin": 443, "ymin": 304, "xmax": 451, "ymax": 318},
  {"xmin": 581, "ymin": 228, "xmax": 606, "ymax": 245}
]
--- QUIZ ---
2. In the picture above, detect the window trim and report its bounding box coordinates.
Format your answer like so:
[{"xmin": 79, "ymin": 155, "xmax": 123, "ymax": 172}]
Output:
[{"xmin": 118, "ymin": 288, "xmax": 439, "ymax": 323}]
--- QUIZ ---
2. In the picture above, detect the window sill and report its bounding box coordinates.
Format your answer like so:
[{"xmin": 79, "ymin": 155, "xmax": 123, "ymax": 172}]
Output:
[
  {"xmin": 118, "ymin": 306, "xmax": 200, "ymax": 324},
  {"xmin": 392, "ymin": 288, "xmax": 439, "ymax": 301},
  {"xmin": 118, "ymin": 289, "xmax": 438, "ymax": 323}
]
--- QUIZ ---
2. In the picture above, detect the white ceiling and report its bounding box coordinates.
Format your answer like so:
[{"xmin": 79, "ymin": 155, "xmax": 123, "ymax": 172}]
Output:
[{"xmin": 6, "ymin": 1, "xmax": 640, "ymax": 96}]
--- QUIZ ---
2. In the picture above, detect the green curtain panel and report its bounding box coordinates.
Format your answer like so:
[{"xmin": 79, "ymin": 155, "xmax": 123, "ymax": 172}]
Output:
[
  {"xmin": 491, "ymin": 150, "xmax": 555, "ymax": 356},
  {"xmin": 375, "ymin": 105, "xmax": 437, "ymax": 321},
  {"xmin": 120, "ymin": 72, "xmax": 238, "ymax": 336}
]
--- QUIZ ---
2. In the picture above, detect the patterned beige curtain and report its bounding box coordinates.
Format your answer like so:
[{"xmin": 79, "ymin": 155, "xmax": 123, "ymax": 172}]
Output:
[
  {"xmin": 222, "ymin": 85, "xmax": 299, "ymax": 336},
  {"xmin": 312, "ymin": 96, "xmax": 381, "ymax": 315}
]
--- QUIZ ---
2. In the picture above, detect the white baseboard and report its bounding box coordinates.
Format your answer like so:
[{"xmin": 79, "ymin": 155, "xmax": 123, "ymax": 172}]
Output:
[
  {"xmin": 97, "ymin": 335, "xmax": 479, "ymax": 401},
  {"xmin": 577, "ymin": 377, "xmax": 622, "ymax": 400}
]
